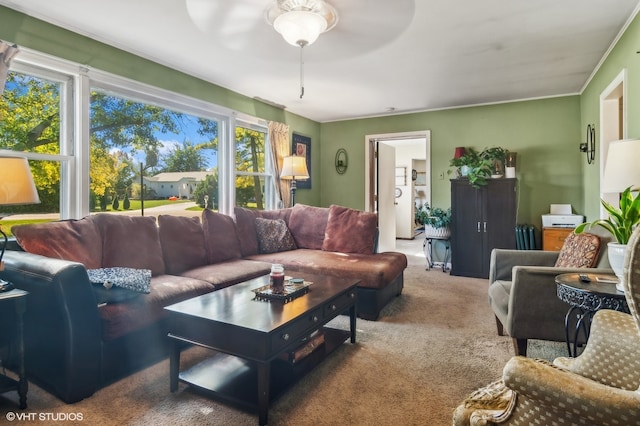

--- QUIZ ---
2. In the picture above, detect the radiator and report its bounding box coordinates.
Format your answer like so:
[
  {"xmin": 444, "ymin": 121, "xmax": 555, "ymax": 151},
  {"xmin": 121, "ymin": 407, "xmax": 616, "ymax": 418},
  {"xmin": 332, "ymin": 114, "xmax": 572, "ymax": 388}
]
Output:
[{"xmin": 515, "ymin": 224, "xmax": 536, "ymax": 250}]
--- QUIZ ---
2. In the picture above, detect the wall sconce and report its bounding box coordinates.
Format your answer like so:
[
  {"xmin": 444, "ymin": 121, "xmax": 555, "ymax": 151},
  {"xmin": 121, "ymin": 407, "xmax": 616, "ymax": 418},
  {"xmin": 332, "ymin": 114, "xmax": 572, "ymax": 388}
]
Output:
[
  {"xmin": 579, "ymin": 124, "xmax": 595, "ymax": 164},
  {"xmin": 335, "ymin": 148, "xmax": 348, "ymax": 174}
]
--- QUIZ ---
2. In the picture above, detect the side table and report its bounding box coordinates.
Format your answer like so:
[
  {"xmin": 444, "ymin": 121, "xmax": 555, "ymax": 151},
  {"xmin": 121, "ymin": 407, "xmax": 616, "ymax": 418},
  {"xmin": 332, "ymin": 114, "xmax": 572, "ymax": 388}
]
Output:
[
  {"xmin": 0, "ymin": 288, "xmax": 28, "ymax": 409},
  {"xmin": 423, "ymin": 236, "xmax": 450, "ymax": 272},
  {"xmin": 555, "ymin": 273, "xmax": 628, "ymax": 357}
]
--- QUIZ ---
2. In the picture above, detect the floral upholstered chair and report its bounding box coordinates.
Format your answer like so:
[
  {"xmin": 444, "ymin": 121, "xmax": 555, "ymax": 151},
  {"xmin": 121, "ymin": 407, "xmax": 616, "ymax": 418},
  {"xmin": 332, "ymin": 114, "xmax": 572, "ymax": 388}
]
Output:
[{"xmin": 453, "ymin": 226, "xmax": 640, "ymax": 426}]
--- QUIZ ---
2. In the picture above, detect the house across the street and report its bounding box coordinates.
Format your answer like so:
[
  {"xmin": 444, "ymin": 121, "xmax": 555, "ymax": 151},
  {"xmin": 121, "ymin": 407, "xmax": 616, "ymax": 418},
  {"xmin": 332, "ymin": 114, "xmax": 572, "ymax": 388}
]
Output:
[{"xmin": 143, "ymin": 171, "xmax": 212, "ymax": 199}]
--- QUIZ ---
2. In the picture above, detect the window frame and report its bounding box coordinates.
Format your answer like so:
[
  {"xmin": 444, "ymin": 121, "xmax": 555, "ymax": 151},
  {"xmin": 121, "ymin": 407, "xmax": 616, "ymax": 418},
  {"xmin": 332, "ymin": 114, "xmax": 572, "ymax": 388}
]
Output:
[{"xmin": 7, "ymin": 46, "xmax": 278, "ymax": 218}]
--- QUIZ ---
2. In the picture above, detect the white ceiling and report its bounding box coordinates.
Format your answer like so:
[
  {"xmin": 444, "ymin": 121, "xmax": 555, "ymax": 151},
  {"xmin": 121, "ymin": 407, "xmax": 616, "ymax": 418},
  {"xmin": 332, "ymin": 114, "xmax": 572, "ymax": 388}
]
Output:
[{"xmin": 2, "ymin": 0, "xmax": 639, "ymax": 123}]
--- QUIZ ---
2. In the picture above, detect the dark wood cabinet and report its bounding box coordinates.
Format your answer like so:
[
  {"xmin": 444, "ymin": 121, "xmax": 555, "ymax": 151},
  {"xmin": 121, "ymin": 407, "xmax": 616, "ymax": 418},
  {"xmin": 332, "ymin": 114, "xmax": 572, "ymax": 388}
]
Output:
[{"xmin": 450, "ymin": 178, "xmax": 517, "ymax": 278}]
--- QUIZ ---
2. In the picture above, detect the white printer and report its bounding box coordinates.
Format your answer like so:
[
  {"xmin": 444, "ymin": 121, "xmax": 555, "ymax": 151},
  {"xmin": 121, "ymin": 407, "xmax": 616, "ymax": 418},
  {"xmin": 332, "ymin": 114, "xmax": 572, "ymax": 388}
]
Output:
[{"xmin": 541, "ymin": 204, "xmax": 584, "ymax": 228}]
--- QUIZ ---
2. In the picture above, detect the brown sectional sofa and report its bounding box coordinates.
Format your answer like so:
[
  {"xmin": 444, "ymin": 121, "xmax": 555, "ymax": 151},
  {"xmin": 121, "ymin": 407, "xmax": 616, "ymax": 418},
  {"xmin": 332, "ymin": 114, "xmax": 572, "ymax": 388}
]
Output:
[{"xmin": 0, "ymin": 203, "xmax": 407, "ymax": 404}]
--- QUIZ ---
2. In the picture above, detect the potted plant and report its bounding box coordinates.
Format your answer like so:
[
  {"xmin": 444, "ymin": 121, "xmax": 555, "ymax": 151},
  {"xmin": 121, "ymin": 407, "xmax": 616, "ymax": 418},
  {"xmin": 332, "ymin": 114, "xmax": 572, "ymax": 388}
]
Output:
[
  {"xmin": 575, "ymin": 186, "xmax": 640, "ymax": 291},
  {"xmin": 480, "ymin": 147, "xmax": 509, "ymax": 177},
  {"xmin": 448, "ymin": 147, "xmax": 492, "ymax": 188},
  {"xmin": 416, "ymin": 203, "xmax": 452, "ymax": 239}
]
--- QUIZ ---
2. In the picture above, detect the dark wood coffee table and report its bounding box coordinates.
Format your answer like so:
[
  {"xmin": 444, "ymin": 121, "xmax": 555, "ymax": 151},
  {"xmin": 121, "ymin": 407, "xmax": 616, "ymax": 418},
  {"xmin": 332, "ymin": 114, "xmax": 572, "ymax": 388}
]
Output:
[{"xmin": 165, "ymin": 272, "xmax": 358, "ymax": 426}]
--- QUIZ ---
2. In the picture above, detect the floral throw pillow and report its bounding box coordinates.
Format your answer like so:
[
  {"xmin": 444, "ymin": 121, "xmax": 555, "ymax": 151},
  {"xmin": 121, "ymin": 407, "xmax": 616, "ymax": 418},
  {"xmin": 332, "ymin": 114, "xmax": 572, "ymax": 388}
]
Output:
[
  {"xmin": 255, "ymin": 218, "xmax": 297, "ymax": 254},
  {"xmin": 554, "ymin": 232, "xmax": 601, "ymax": 268}
]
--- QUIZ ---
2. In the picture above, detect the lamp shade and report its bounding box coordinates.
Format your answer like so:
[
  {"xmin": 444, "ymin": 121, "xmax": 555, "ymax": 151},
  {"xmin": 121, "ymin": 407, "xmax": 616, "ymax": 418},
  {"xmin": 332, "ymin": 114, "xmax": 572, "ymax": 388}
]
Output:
[
  {"xmin": 280, "ymin": 155, "xmax": 309, "ymax": 180},
  {"xmin": 601, "ymin": 139, "xmax": 640, "ymax": 193},
  {"xmin": 0, "ymin": 157, "xmax": 40, "ymax": 205}
]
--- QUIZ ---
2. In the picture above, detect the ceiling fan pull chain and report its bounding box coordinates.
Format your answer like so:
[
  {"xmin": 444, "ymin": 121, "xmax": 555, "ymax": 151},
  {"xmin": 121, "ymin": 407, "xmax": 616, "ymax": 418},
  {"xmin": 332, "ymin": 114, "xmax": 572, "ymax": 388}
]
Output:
[{"xmin": 299, "ymin": 43, "xmax": 305, "ymax": 99}]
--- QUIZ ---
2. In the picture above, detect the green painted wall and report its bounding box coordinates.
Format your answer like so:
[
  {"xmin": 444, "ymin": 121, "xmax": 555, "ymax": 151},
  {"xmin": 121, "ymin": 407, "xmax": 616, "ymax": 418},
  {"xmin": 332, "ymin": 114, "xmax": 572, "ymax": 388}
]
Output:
[
  {"xmin": 321, "ymin": 96, "xmax": 582, "ymax": 227},
  {"xmin": 3, "ymin": 5, "xmax": 638, "ymax": 225},
  {"xmin": 0, "ymin": 6, "xmax": 321, "ymax": 206},
  {"xmin": 580, "ymin": 12, "xmax": 640, "ymax": 221}
]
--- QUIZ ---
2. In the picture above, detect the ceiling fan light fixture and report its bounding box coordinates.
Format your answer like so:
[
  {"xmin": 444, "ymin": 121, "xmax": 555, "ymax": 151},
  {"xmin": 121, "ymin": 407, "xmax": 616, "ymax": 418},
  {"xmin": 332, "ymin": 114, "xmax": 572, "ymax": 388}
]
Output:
[
  {"xmin": 265, "ymin": 0, "xmax": 338, "ymax": 46},
  {"xmin": 274, "ymin": 10, "xmax": 327, "ymax": 46}
]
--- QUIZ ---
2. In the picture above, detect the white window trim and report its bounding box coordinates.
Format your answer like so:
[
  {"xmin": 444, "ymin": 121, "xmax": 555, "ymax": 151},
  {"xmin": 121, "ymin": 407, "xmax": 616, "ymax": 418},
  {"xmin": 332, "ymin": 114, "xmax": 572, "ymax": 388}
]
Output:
[{"xmin": 10, "ymin": 46, "xmax": 277, "ymax": 218}]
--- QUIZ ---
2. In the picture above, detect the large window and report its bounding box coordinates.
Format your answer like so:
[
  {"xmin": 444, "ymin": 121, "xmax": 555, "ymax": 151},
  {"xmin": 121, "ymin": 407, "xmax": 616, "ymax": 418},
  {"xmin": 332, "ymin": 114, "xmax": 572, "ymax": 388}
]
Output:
[
  {"xmin": 0, "ymin": 47, "xmax": 277, "ymax": 220},
  {"xmin": 235, "ymin": 124, "xmax": 272, "ymax": 210},
  {"xmin": 88, "ymin": 88, "xmax": 220, "ymax": 211},
  {"xmin": 0, "ymin": 67, "xmax": 70, "ymax": 218}
]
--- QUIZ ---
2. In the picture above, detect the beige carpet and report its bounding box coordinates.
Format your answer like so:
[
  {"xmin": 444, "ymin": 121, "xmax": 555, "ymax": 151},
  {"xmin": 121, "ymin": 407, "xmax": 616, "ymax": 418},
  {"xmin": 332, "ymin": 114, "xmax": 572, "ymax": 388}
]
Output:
[{"xmin": 0, "ymin": 240, "xmax": 565, "ymax": 425}]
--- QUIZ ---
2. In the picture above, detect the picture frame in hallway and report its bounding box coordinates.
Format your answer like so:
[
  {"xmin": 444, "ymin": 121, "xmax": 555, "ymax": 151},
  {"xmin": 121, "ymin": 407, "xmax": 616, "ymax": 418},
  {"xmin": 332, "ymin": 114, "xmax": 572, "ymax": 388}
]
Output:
[{"xmin": 292, "ymin": 133, "xmax": 311, "ymax": 189}]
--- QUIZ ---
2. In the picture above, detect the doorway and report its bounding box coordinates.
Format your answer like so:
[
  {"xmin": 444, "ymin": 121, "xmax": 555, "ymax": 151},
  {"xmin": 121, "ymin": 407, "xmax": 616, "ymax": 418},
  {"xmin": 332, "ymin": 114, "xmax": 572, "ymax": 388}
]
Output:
[
  {"xmin": 364, "ymin": 131, "xmax": 431, "ymax": 252},
  {"xmin": 600, "ymin": 69, "xmax": 627, "ymax": 216}
]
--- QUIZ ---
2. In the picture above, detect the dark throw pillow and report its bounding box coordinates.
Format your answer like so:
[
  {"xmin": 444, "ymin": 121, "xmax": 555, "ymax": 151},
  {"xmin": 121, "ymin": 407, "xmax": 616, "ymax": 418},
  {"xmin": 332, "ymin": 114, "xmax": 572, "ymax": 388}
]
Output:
[{"xmin": 255, "ymin": 217, "xmax": 297, "ymax": 254}]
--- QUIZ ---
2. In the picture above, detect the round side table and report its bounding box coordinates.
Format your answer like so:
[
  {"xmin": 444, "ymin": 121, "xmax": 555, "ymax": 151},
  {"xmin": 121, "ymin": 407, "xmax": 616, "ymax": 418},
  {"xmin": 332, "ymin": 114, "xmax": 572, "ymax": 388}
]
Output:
[{"xmin": 555, "ymin": 273, "xmax": 629, "ymax": 357}]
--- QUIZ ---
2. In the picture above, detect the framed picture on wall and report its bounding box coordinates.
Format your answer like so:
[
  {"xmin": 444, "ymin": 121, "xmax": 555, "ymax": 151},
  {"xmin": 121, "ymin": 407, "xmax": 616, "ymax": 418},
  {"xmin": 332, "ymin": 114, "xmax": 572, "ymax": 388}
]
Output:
[{"xmin": 292, "ymin": 133, "xmax": 311, "ymax": 189}]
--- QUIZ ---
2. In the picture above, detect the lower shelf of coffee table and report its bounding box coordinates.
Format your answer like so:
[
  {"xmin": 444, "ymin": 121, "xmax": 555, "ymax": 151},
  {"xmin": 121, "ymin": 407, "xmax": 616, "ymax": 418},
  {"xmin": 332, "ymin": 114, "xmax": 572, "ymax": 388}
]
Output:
[{"xmin": 178, "ymin": 327, "xmax": 350, "ymax": 411}]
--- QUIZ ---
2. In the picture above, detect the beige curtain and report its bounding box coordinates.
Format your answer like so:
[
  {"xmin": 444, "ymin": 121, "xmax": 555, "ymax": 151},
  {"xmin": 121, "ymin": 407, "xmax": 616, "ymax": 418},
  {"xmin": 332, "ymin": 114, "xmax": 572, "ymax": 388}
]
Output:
[
  {"xmin": 0, "ymin": 41, "xmax": 18, "ymax": 96},
  {"xmin": 268, "ymin": 121, "xmax": 291, "ymax": 208}
]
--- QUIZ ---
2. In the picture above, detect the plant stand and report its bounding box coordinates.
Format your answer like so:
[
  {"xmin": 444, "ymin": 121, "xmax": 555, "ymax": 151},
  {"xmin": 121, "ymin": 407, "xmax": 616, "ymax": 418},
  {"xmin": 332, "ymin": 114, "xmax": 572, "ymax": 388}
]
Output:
[{"xmin": 423, "ymin": 236, "xmax": 450, "ymax": 272}]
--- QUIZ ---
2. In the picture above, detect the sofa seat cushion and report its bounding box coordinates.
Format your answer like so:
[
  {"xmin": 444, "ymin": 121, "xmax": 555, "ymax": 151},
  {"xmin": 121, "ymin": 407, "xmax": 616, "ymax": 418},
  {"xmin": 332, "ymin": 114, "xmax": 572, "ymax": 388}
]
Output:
[
  {"xmin": 98, "ymin": 274, "xmax": 215, "ymax": 341},
  {"xmin": 246, "ymin": 249, "xmax": 407, "ymax": 289},
  {"xmin": 180, "ymin": 259, "xmax": 272, "ymax": 290}
]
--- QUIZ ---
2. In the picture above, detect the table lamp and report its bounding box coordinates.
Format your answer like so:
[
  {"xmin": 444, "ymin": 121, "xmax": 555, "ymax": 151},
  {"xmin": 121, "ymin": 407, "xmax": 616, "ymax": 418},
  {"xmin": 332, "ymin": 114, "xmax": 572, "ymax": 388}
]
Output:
[
  {"xmin": 0, "ymin": 156, "xmax": 40, "ymax": 288},
  {"xmin": 599, "ymin": 139, "xmax": 640, "ymax": 292},
  {"xmin": 280, "ymin": 155, "xmax": 309, "ymax": 206}
]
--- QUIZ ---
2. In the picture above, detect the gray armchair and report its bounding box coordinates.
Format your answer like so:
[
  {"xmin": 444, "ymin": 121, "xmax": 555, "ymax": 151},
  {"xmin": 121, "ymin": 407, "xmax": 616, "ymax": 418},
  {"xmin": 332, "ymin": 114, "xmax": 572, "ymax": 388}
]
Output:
[
  {"xmin": 488, "ymin": 228, "xmax": 613, "ymax": 356},
  {"xmin": 453, "ymin": 225, "xmax": 640, "ymax": 426}
]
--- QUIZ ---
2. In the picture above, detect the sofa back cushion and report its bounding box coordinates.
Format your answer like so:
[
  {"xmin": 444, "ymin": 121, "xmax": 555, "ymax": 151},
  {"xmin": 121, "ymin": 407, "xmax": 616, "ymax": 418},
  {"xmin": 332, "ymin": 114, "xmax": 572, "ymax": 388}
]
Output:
[
  {"xmin": 202, "ymin": 209, "xmax": 242, "ymax": 263},
  {"xmin": 554, "ymin": 232, "xmax": 601, "ymax": 268},
  {"xmin": 92, "ymin": 213, "xmax": 165, "ymax": 276},
  {"xmin": 322, "ymin": 205, "xmax": 378, "ymax": 254},
  {"xmin": 288, "ymin": 204, "xmax": 330, "ymax": 249},
  {"xmin": 158, "ymin": 215, "xmax": 208, "ymax": 274},
  {"xmin": 234, "ymin": 207, "xmax": 260, "ymax": 256},
  {"xmin": 12, "ymin": 216, "xmax": 103, "ymax": 269}
]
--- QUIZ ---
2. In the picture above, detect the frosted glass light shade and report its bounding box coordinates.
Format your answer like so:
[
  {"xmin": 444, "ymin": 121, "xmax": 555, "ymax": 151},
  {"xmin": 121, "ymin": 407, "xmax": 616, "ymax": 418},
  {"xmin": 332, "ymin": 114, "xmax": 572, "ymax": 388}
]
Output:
[
  {"xmin": 601, "ymin": 139, "xmax": 640, "ymax": 193},
  {"xmin": 0, "ymin": 156, "xmax": 40, "ymax": 205},
  {"xmin": 274, "ymin": 11, "xmax": 327, "ymax": 46}
]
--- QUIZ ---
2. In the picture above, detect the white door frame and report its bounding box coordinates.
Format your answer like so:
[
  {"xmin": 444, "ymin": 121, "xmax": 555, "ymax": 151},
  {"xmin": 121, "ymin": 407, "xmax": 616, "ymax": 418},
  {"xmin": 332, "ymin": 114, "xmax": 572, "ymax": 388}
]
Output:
[
  {"xmin": 364, "ymin": 130, "xmax": 431, "ymax": 212},
  {"xmin": 599, "ymin": 69, "xmax": 627, "ymax": 217}
]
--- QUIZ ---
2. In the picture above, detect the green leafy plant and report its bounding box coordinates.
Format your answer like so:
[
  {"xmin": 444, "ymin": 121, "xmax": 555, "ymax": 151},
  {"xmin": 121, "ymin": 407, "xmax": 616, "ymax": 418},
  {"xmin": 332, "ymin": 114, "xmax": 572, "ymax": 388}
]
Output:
[
  {"xmin": 480, "ymin": 146, "xmax": 508, "ymax": 163},
  {"xmin": 415, "ymin": 203, "xmax": 452, "ymax": 229},
  {"xmin": 574, "ymin": 186, "xmax": 640, "ymax": 244},
  {"xmin": 448, "ymin": 147, "xmax": 492, "ymax": 188}
]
